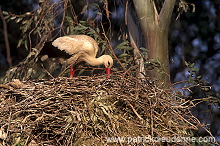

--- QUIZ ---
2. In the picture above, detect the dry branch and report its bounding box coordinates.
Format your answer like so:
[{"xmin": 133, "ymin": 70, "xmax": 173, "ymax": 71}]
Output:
[{"xmin": 0, "ymin": 7, "xmax": 12, "ymax": 67}]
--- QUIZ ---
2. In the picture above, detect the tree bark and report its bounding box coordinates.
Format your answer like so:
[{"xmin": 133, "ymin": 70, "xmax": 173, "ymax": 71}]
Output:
[
  {"xmin": 133, "ymin": 0, "xmax": 176, "ymax": 86},
  {"xmin": 126, "ymin": 1, "xmax": 146, "ymax": 79}
]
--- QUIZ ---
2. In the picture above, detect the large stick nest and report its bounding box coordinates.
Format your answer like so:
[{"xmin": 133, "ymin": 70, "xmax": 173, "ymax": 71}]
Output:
[{"xmin": 0, "ymin": 73, "xmax": 204, "ymax": 145}]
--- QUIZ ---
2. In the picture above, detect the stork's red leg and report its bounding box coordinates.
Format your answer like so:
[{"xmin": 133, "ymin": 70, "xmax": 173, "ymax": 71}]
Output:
[
  {"xmin": 106, "ymin": 68, "xmax": 111, "ymax": 78},
  {"xmin": 69, "ymin": 66, "xmax": 76, "ymax": 78}
]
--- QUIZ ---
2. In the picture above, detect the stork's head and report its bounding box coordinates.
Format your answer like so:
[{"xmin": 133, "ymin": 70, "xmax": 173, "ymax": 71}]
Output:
[{"xmin": 102, "ymin": 55, "xmax": 113, "ymax": 68}]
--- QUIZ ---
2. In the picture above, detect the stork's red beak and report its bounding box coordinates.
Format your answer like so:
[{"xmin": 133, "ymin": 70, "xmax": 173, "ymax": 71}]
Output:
[{"xmin": 106, "ymin": 68, "xmax": 110, "ymax": 78}]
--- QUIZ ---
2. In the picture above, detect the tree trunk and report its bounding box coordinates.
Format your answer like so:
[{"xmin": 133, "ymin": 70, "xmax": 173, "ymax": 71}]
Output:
[
  {"xmin": 147, "ymin": 26, "xmax": 170, "ymax": 84},
  {"xmin": 126, "ymin": 1, "xmax": 146, "ymax": 79},
  {"xmin": 133, "ymin": 0, "xmax": 176, "ymax": 86}
]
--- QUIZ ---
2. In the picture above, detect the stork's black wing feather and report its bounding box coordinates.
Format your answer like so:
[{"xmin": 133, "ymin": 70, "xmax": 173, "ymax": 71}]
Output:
[{"xmin": 39, "ymin": 42, "xmax": 71, "ymax": 59}]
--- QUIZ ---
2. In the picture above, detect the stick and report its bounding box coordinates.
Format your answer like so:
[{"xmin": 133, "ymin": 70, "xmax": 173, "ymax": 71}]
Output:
[{"xmin": 0, "ymin": 7, "xmax": 12, "ymax": 67}]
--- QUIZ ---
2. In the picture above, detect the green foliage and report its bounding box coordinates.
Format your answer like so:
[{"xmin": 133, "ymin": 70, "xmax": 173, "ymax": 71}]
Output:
[
  {"xmin": 116, "ymin": 41, "xmax": 136, "ymax": 72},
  {"xmin": 178, "ymin": 0, "xmax": 195, "ymax": 13},
  {"xmin": 65, "ymin": 16, "xmax": 75, "ymax": 34},
  {"xmin": 176, "ymin": 0, "xmax": 195, "ymax": 20},
  {"xmin": 184, "ymin": 61, "xmax": 220, "ymax": 116},
  {"xmin": 115, "ymin": 39, "xmax": 170, "ymax": 78},
  {"xmin": 3, "ymin": 11, "xmax": 32, "ymax": 49},
  {"xmin": 184, "ymin": 61, "xmax": 214, "ymax": 95},
  {"xmin": 139, "ymin": 47, "xmax": 148, "ymax": 58},
  {"xmin": 117, "ymin": 41, "xmax": 133, "ymax": 50},
  {"xmin": 185, "ymin": 61, "xmax": 200, "ymax": 83},
  {"xmin": 205, "ymin": 94, "xmax": 220, "ymax": 107},
  {"xmin": 3, "ymin": 2, "xmax": 55, "ymax": 50},
  {"xmin": 117, "ymin": 41, "xmax": 132, "ymax": 62},
  {"xmin": 1, "ymin": 48, "xmax": 39, "ymax": 83},
  {"xmin": 146, "ymin": 59, "xmax": 162, "ymax": 71}
]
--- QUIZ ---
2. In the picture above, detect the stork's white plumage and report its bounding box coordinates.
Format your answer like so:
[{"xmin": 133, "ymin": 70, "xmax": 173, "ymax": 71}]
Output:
[{"xmin": 42, "ymin": 35, "xmax": 113, "ymax": 78}]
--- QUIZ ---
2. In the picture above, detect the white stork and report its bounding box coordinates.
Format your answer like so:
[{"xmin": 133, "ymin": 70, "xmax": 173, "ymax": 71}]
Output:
[{"xmin": 40, "ymin": 35, "xmax": 113, "ymax": 78}]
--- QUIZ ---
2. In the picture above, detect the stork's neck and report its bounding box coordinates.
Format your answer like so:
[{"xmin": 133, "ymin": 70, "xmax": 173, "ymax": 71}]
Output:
[{"xmin": 82, "ymin": 54, "xmax": 105, "ymax": 67}]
